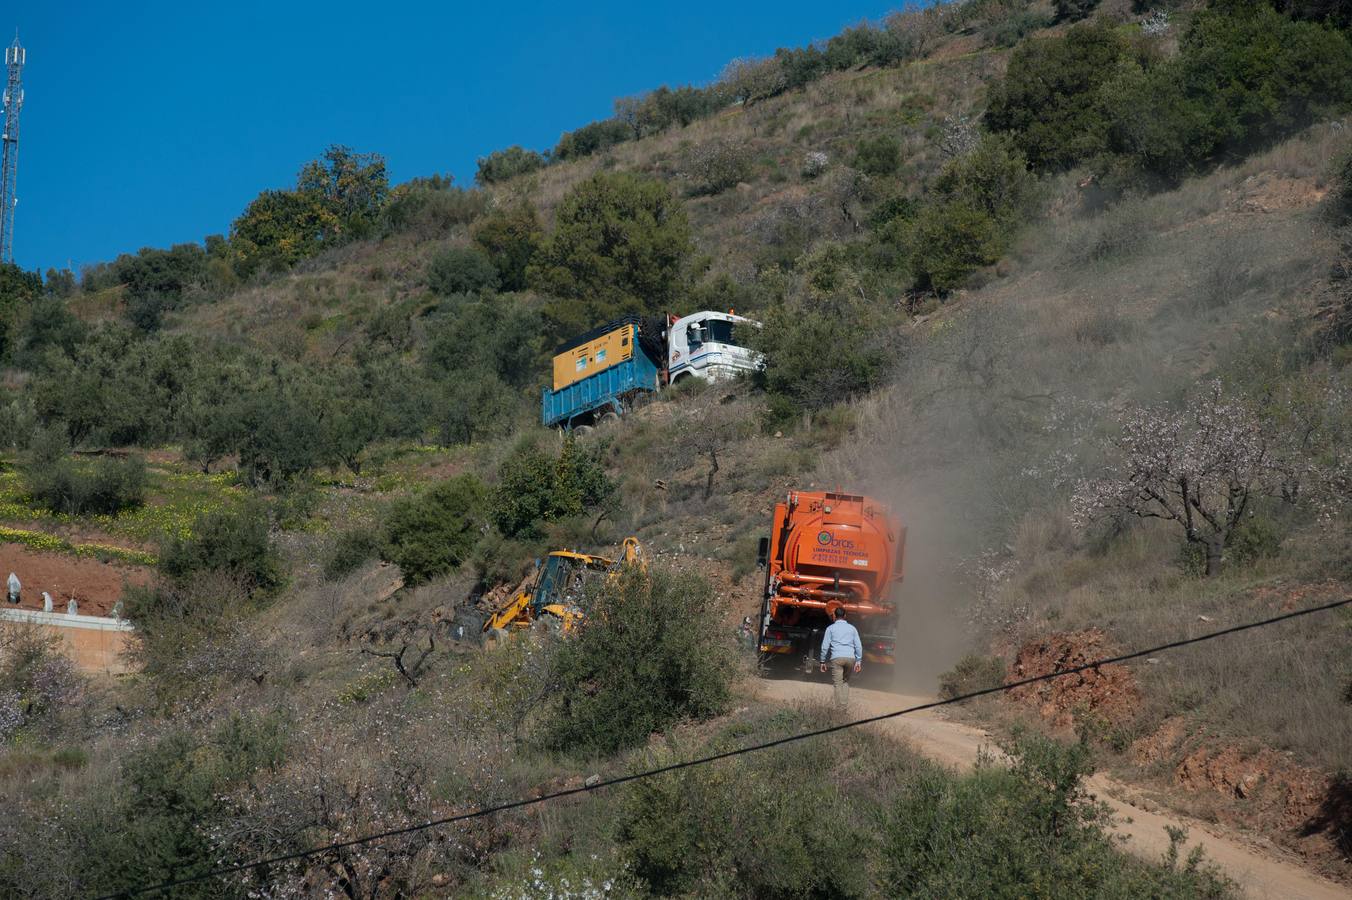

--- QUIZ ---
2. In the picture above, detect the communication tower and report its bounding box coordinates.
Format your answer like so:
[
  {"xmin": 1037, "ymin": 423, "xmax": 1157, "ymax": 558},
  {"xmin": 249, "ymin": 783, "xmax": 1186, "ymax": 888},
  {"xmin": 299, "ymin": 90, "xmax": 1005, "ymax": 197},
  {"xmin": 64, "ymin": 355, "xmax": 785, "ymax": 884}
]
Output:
[{"xmin": 0, "ymin": 33, "xmax": 25, "ymax": 263}]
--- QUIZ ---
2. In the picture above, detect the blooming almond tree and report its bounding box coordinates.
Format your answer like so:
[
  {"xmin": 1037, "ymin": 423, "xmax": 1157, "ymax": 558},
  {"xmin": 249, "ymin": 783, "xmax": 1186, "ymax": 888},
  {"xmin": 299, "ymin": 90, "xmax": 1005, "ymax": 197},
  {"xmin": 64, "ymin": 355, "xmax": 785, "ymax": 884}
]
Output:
[{"xmin": 1073, "ymin": 380, "xmax": 1282, "ymax": 576}]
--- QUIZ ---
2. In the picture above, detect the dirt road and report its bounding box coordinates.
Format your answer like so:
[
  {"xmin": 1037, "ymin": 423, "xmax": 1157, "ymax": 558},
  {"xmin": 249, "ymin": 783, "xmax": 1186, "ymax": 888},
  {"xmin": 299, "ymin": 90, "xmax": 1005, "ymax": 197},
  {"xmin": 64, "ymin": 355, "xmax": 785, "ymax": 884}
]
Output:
[{"xmin": 756, "ymin": 679, "xmax": 1350, "ymax": 900}]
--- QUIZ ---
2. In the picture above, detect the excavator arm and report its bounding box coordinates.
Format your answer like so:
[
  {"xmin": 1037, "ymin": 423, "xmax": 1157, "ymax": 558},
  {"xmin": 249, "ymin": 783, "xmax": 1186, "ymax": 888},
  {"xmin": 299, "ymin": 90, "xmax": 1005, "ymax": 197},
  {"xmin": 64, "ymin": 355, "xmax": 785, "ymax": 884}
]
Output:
[
  {"xmin": 483, "ymin": 591, "xmax": 534, "ymax": 633},
  {"xmin": 620, "ymin": 536, "xmax": 645, "ymax": 569}
]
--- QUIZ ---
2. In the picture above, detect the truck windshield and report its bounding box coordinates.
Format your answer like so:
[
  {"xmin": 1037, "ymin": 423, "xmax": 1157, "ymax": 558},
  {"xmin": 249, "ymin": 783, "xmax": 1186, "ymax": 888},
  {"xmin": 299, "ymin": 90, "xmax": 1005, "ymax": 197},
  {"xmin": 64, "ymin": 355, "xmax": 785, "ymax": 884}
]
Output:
[
  {"xmin": 692, "ymin": 318, "xmax": 746, "ymax": 345},
  {"xmin": 703, "ymin": 317, "xmax": 735, "ymax": 341}
]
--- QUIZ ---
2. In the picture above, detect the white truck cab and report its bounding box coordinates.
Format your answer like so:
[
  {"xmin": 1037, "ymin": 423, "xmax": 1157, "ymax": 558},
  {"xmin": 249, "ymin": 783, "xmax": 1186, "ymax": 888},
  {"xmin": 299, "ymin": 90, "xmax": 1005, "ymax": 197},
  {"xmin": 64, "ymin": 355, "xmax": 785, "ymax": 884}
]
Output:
[{"xmin": 667, "ymin": 311, "xmax": 761, "ymax": 384}]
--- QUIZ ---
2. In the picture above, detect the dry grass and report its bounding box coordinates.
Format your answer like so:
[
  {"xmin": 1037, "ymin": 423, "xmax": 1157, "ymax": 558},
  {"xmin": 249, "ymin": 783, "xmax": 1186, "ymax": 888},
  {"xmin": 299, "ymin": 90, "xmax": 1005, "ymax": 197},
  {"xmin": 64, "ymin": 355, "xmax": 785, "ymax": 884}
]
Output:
[{"xmin": 996, "ymin": 513, "xmax": 1352, "ymax": 772}]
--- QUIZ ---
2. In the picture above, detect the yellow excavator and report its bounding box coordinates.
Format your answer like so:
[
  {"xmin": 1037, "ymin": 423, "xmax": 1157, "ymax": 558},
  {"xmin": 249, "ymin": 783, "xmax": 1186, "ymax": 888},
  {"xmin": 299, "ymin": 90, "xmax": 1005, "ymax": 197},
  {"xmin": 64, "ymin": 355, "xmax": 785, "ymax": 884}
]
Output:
[{"xmin": 483, "ymin": 537, "xmax": 644, "ymax": 638}]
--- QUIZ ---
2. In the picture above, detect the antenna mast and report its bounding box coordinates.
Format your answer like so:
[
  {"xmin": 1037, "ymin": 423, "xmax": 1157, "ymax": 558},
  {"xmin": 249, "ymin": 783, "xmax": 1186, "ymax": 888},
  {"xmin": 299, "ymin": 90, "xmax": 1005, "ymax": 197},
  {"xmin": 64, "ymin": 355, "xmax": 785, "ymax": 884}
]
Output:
[{"xmin": 0, "ymin": 33, "xmax": 25, "ymax": 263}]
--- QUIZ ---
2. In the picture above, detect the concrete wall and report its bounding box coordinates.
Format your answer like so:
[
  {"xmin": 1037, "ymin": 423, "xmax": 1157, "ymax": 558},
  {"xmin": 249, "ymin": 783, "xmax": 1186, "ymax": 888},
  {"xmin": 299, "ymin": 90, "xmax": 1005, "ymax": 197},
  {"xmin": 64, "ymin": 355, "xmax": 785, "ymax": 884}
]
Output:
[{"xmin": 0, "ymin": 608, "xmax": 139, "ymax": 674}]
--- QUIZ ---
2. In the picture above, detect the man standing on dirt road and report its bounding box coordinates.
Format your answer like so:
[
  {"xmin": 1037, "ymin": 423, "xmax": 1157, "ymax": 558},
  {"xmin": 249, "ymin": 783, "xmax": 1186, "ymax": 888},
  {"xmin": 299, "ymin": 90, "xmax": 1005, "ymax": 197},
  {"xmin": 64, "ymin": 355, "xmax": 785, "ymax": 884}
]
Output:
[{"xmin": 819, "ymin": 608, "xmax": 862, "ymax": 710}]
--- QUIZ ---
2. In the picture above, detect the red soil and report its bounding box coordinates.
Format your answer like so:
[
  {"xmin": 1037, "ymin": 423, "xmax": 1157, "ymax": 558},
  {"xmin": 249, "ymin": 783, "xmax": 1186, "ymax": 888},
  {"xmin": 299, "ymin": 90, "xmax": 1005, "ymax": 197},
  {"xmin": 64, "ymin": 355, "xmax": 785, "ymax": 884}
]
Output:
[
  {"xmin": 1004, "ymin": 628, "xmax": 1141, "ymax": 728},
  {"xmin": 0, "ymin": 546, "xmax": 151, "ymax": 617}
]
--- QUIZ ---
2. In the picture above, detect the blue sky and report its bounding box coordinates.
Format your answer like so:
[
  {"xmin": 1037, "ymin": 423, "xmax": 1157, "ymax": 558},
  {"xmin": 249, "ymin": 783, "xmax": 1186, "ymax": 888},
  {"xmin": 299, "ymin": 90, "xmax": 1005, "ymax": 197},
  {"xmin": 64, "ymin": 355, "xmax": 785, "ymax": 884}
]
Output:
[{"xmin": 10, "ymin": 1, "xmax": 903, "ymax": 275}]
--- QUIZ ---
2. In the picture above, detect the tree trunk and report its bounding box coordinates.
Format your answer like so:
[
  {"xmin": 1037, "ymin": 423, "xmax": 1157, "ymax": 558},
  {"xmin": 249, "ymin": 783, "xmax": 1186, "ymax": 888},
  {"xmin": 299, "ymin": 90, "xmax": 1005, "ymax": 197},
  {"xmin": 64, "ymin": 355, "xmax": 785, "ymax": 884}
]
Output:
[{"xmin": 1204, "ymin": 539, "xmax": 1224, "ymax": 577}]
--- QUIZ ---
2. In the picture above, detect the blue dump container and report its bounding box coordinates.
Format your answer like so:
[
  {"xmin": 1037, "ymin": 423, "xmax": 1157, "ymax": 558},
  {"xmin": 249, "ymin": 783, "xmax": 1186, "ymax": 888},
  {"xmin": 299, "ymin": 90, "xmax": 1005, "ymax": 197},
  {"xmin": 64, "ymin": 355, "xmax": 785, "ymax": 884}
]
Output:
[{"xmin": 541, "ymin": 346, "xmax": 661, "ymax": 430}]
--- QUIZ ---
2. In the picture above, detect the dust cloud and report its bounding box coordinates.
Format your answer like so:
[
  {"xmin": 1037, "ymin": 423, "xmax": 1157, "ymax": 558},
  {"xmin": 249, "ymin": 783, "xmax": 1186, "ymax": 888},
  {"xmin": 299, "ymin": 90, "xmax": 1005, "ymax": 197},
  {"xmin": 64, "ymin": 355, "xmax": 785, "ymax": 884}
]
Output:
[
  {"xmin": 810, "ymin": 137, "xmax": 1341, "ymax": 696},
  {"xmin": 881, "ymin": 482, "xmax": 980, "ymax": 694}
]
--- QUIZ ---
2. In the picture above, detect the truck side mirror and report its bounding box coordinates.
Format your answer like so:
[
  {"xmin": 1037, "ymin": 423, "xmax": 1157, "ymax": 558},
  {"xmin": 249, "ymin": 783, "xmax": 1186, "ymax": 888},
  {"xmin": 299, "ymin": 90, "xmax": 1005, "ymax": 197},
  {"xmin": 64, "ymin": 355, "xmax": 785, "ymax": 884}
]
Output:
[{"xmin": 756, "ymin": 537, "xmax": 769, "ymax": 569}]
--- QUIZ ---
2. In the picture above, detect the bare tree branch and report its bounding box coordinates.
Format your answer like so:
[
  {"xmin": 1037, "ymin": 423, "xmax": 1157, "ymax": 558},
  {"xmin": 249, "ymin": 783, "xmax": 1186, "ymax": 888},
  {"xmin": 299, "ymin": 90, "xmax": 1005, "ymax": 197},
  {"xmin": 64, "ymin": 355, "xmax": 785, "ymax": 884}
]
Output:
[
  {"xmin": 1072, "ymin": 379, "xmax": 1334, "ymax": 577},
  {"xmin": 361, "ymin": 630, "xmax": 435, "ymax": 688}
]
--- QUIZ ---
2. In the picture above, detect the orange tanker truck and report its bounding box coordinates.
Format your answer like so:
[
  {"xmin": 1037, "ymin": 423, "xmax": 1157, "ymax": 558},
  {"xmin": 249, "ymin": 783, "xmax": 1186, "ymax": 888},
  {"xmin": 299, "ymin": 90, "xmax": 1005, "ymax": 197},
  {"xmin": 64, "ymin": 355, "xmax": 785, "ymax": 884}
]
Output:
[{"xmin": 755, "ymin": 490, "xmax": 906, "ymax": 671}]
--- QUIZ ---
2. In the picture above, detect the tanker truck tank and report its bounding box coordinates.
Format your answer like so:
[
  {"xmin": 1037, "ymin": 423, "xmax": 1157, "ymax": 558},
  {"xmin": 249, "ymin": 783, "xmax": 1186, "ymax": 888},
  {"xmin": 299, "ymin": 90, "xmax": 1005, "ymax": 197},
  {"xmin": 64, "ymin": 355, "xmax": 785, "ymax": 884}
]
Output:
[{"xmin": 755, "ymin": 491, "xmax": 905, "ymax": 671}]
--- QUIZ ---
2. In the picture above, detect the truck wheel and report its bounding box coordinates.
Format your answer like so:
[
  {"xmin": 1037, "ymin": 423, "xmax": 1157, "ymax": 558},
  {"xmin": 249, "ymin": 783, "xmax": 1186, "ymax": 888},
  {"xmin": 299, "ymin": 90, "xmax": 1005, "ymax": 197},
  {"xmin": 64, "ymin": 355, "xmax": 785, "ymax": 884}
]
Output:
[
  {"xmin": 598, "ymin": 412, "xmax": 620, "ymax": 426},
  {"xmin": 572, "ymin": 424, "xmax": 595, "ymax": 436}
]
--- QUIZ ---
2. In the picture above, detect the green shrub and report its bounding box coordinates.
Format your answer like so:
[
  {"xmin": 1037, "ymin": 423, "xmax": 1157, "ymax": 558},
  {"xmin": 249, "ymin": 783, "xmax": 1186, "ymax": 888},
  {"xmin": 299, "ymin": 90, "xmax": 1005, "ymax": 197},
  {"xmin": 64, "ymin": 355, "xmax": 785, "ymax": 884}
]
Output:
[
  {"xmin": 1102, "ymin": 5, "xmax": 1352, "ymax": 187},
  {"xmin": 434, "ymin": 373, "xmax": 517, "ymax": 446},
  {"xmin": 909, "ymin": 135, "xmax": 1034, "ymax": 292},
  {"xmin": 231, "ymin": 189, "xmax": 337, "ymax": 275},
  {"xmin": 0, "ymin": 624, "xmax": 79, "ymax": 730},
  {"xmin": 1275, "ymin": 0, "xmax": 1352, "ymax": 27},
  {"xmin": 935, "ymin": 133, "xmax": 1036, "ymax": 220},
  {"xmin": 383, "ymin": 474, "xmax": 487, "ymax": 585},
  {"xmin": 427, "ymin": 246, "xmax": 500, "ymax": 296},
  {"xmin": 984, "ymin": 9, "xmax": 1055, "ymax": 48},
  {"xmin": 1172, "ymin": 6, "xmax": 1352, "ymax": 159},
  {"xmin": 910, "ymin": 199, "xmax": 1005, "ymax": 292},
  {"xmin": 159, "ymin": 503, "xmax": 282, "ymax": 594},
  {"xmin": 471, "ymin": 203, "xmax": 543, "ymax": 291},
  {"xmin": 25, "ymin": 425, "xmax": 67, "ymax": 464},
  {"xmin": 17, "ymin": 296, "xmax": 87, "ymax": 368},
  {"xmin": 380, "ymin": 181, "xmax": 487, "ymax": 239},
  {"xmin": 228, "ymin": 376, "xmax": 340, "ymax": 488},
  {"xmin": 323, "ymin": 525, "xmax": 382, "ymax": 581},
  {"xmin": 1054, "ymin": 0, "xmax": 1100, "ymax": 22},
  {"xmin": 553, "ymin": 118, "xmax": 632, "ymax": 161},
  {"xmin": 76, "ymin": 714, "xmax": 288, "ymax": 898},
  {"xmin": 121, "ymin": 574, "xmax": 255, "ymax": 681},
  {"xmin": 528, "ymin": 172, "xmax": 693, "ymax": 338},
  {"xmin": 938, "ymin": 654, "xmax": 1007, "ymax": 700},
  {"xmin": 881, "ymin": 731, "xmax": 1233, "ymax": 897},
  {"xmin": 491, "ymin": 437, "xmax": 614, "ymax": 539},
  {"xmin": 422, "ymin": 295, "xmax": 542, "ymax": 389},
  {"xmin": 1179, "ymin": 515, "xmax": 1282, "ymax": 576},
  {"xmin": 0, "ymin": 260, "xmax": 42, "ymax": 305},
  {"xmin": 630, "ymin": 84, "xmax": 724, "ymax": 134},
  {"xmin": 749, "ymin": 243, "xmax": 900, "ymax": 420},
  {"xmin": 474, "ymin": 145, "xmax": 547, "ymax": 185},
  {"xmin": 985, "ymin": 21, "xmax": 1128, "ymax": 172},
  {"xmin": 543, "ymin": 567, "xmax": 739, "ymax": 754},
  {"xmin": 620, "ymin": 741, "xmax": 870, "ymax": 897},
  {"xmin": 25, "ymin": 453, "xmax": 147, "ymax": 516},
  {"xmin": 686, "ymin": 141, "xmax": 754, "ymax": 195},
  {"xmin": 126, "ymin": 293, "xmax": 169, "ymax": 333},
  {"xmin": 295, "ymin": 144, "xmax": 389, "ymax": 234},
  {"xmin": 854, "ymin": 134, "xmax": 902, "ymax": 176},
  {"xmin": 108, "ymin": 242, "xmax": 207, "ymax": 303},
  {"xmin": 470, "ymin": 530, "xmax": 546, "ymax": 587},
  {"xmin": 752, "ymin": 300, "xmax": 896, "ymax": 422},
  {"xmin": 990, "ymin": 6, "xmax": 1352, "ymax": 187},
  {"xmin": 615, "ymin": 721, "xmax": 1230, "ymax": 899}
]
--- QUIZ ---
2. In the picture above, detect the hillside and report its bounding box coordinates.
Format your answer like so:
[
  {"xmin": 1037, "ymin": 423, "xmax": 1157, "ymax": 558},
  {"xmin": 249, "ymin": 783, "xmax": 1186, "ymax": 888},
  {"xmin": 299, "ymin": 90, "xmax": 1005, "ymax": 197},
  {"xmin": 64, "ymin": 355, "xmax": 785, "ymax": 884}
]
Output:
[{"xmin": 1, "ymin": 0, "xmax": 1351, "ymax": 895}]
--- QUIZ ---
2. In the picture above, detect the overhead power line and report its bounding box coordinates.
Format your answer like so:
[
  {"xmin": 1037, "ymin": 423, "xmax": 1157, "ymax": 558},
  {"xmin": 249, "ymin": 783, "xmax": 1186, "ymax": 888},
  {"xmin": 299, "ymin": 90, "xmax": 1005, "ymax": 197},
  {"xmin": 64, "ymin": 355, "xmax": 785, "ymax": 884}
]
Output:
[{"xmin": 99, "ymin": 596, "xmax": 1352, "ymax": 900}]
